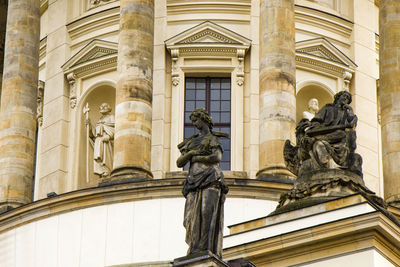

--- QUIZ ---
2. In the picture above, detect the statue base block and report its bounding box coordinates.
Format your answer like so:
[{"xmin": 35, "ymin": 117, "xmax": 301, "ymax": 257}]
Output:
[
  {"xmin": 173, "ymin": 251, "xmax": 228, "ymax": 267},
  {"xmin": 272, "ymin": 169, "xmax": 386, "ymax": 215}
]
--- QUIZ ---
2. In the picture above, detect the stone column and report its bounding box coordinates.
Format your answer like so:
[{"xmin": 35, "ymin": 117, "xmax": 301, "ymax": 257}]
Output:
[
  {"xmin": 379, "ymin": 0, "xmax": 400, "ymax": 206},
  {"xmin": 0, "ymin": 0, "xmax": 8, "ymax": 97},
  {"xmin": 0, "ymin": 0, "xmax": 40, "ymax": 212},
  {"xmin": 111, "ymin": 0, "xmax": 154, "ymax": 180},
  {"xmin": 257, "ymin": 0, "xmax": 296, "ymax": 179}
]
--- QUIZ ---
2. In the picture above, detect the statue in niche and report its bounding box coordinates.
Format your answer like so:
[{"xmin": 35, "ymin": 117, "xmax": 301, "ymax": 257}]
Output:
[
  {"xmin": 303, "ymin": 98, "xmax": 319, "ymax": 120},
  {"xmin": 85, "ymin": 103, "xmax": 115, "ymax": 178},
  {"xmin": 176, "ymin": 108, "xmax": 229, "ymax": 258},
  {"xmin": 285, "ymin": 91, "xmax": 361, "ymax": 176},
  {"xmin": 276, "ymin": 91, "xmax": 387, "ymax": 213}
]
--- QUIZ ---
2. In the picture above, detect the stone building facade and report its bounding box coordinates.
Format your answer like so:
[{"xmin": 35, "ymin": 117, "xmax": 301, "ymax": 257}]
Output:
[{"xmin": 0, "ymin": 0, "xmax": 399, "ymax": 266}]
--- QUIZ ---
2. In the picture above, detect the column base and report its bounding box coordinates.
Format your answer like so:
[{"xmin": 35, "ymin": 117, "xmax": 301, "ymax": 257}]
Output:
[
  {"xmin": 173, "ymin": 251, "xmax": 228, "ymax": 267},
  {"xmin": 256, "ymin": 166, "xmax": 295, "ymax": 182},
  {"xmin": 100, "ymin": 165, "xmax": 153, "ymax": 186}
]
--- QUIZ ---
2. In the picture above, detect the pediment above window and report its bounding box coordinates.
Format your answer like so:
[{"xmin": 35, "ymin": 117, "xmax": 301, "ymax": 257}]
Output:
[
  {"xmin": 62, "ymin": 39, "xmax": 117, "ymax": 78},
  {"xmin": 165, "ymin": 21, "xmax": 251, "ymax": 56},
  {"xmin": 295, "ymin": 38, "xmax": 357, "ymax": 77}
]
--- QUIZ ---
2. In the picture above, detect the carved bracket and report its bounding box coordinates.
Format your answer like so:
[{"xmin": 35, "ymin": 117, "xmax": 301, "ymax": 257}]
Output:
[
  {"xmin": 66, "ymin": 73, "xmax": 77, "ymax": 108},
  {"xmin": 171, "ymin": 49, "xmax": 180, "ymax": 87},
  {"xmin": 343, "ymin": 71, "xmax": 352, "ymax": 91},
  {"xmin": 236, "ymin": 49, "xmax": 245, "ymax": 86},
  {"xmin": 37, "ymin": 80, "xmax": 45, "ymax": 126}
]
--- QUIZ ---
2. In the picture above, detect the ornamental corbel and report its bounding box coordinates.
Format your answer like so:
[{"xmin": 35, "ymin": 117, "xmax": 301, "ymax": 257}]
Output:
[
  {"xmin": 67, "ymin": 73, "xmax": 77, "ymax": 108},
  {"xmin": 37, "ymin": 80, "xmax": 45, "ymax": 126},
  {"xmin": 236, "ymin": 49, "xmax": 245, "ymax": 86},
  {"xmin": 343, "ymin": 71, "xmax": 352, "ymax": 91},
  {"xmin": 171, "ymin": 49, "xmax": 180, "ymax": 87}
]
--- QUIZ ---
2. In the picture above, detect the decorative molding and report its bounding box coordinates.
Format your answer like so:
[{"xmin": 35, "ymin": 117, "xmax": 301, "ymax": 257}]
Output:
[
  {"xmin": 165, "ymin": 21, "xmax": 251, "ymax": 53},
  {"xmin": 295, "ymin": 38, "xmax": 357, "ymax": 78},
  {"xmin": 343, "ymin": 71, "xmax": 352, "ymax": 91},
  {"xmin": 66, "ymin": 73, "xmax": 77, "ymax": 109},
  {"xmin": 88, "ymin": 0, "xmax": 117, "ymax": 10},
  {"xmin": 166, "ymin": 21, "xmax": 251, "ymax": 88},
  {"xmin": 236, "ymin": 49, "xmax": 245, "ymax": 86},
  {"xmin": 171, "ymin": 49, "xmax": 180, "ymax": 87},
  {"xmin": 37, "ymin": 81, "xmax": 45, "ymax": 126},
  {"xmin": 62, "ymin": 39, "xmax": 118, "ymax": 79}
]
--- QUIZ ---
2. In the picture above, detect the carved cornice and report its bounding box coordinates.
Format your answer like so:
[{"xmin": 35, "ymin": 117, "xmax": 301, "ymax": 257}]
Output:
[
  {"xmin": 62, "ymin": 39, "xmax": 118, "ymax": 79},
  {"xmin": 295, "ymin": 38, "xmax": 356, "ymax": 85}
]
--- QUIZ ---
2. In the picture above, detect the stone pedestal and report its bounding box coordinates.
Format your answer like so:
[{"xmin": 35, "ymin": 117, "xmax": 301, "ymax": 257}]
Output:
[
  {"xmin": 112, "ymin": 0, "xmax": 154, "ymax": 180},
  {"xmin": 379, "ymin": 0, "xmax": 400, "ymax": 207},
  {"xmin": 173, "ymin": 251, "xmax": 228, "ymax": 267},
  {"xmin": 258, "ymin": 0, "xmax": 296, "ymax": 179},
  {"xmin": 0, "ymin": 0, "xmax": 40, "ymax": 212}
]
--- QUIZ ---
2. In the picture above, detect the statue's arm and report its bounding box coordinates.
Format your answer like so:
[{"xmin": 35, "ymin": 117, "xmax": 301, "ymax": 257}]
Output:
[
  {"xmin": 192, "ymin": 147, "xmax": 222, "ymax": 164},
  {"xmin": 177, "ymin": 150, "xmax": 195, "ymax": 168}
]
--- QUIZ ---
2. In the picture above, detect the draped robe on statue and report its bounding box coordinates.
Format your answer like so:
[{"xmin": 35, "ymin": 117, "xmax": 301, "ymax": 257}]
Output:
[
  {"xmin": 92, "ymin": 114, "xmax": 115, "ymax": 177},
  {"xmin": 178, "ymin": 132, "xmax": 229, "ymax": 257}
]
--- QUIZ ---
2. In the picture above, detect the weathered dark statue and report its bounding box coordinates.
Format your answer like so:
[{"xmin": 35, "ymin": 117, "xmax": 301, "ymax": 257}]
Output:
[
  {"xmin": 177, "ymin": 108, "xmax": 229, "ymax": 258},
  {"xmin": 284, "ymin": 91, "xmax": 362, "ymax": 177},
  {"xmin": 277, "ymin": 91, "xmax": 385, "ymax": 212}
]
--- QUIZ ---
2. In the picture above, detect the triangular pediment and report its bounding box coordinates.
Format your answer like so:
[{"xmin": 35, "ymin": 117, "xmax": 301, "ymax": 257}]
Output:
[
  {"xmin": 165, "ymin": 21, "xmax": 251, "ymax": 49},
  {"xmin": 296, "ymin": 38, "xmax": 357, "ymax": 68},
  {"xmin": 62, "ymin": 39, "xmax": 118, "ymax": 72}
]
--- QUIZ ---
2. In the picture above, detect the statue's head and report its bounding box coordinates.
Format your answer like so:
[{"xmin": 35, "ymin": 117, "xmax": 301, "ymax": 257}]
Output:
[
  {"xmin": 189, "ymin": 108, "xmax": 214, "ymax": 130},
  {"xmin": 333, "ymin": 91, "xmax": 352, "ymax": 105},
  {"xmin": 99, "ymin": 103, "xmax": 112, "ymax": 114},
  {"xmin": 308, "ymin": 98, "xmax": 319, "ymax": 112}
]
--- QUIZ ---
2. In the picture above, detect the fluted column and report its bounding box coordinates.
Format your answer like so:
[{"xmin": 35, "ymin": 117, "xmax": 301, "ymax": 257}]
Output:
[
  {"xmin": 112, "ymin": 0, "xmax": 154, "ymax": 179},
  {"xmin": 0, "ymin": 0, "xmax": 40, "ymax": 212},
  {"xmin": 379, "ymin": 0, "xmax": 400, "ymax": 207},
  {"xmin": 257, "ymin": 0, "xmax": 296, "ymax": 179}
]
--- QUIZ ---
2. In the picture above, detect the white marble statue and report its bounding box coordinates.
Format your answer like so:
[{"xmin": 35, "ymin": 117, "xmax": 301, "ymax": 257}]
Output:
[
  {"xmin": 303, "ymin": 98, "xmax": 319, "ymax": 120},
  {"xmin": 85, "ymin": 103, "xmax": 115, "ymax": 178}
]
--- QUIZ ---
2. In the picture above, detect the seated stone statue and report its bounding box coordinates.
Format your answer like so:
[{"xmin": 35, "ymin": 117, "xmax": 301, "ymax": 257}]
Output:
[
  {"xmin": 176, "ymin": 109, "xmax": 229, "ymax": 258},
  {"xmin": 272, "ymin": 90, "xmax": 388, "ymax": 214},
  {"xmin": 285, "ymin": 91, "xmax": 362, "ymax": 177}
]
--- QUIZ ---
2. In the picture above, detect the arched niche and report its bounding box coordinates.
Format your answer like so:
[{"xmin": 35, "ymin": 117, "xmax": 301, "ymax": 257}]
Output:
[
  {"xmin": 296, "ymin": 82, "xmax": 334, "ymax": 124},
  {"xmin": 76, "ymin": 82, "xmax": 116, "ymax": 189}
]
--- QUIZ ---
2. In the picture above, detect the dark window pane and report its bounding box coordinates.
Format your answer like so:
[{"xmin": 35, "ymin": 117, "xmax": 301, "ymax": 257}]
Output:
[
  {"xmin": 221, "ymin": 101, "xmax": 230, "ymax": 111},
  {"xmin": 221, "ymin": 90, "xmax": 230, "ymax": 100},
  {"xmin": 186, "ymin": 90, "xmax": 195, "ymax": 100},
  {"xmin": 211, "ymin": 90, "xmax": 220, "ymax": 100},
  {"xmin": 220, "ymin": 127, "xmax": 230, "ymax": 135},
  {"xmin": 222, "ymin": 151, "xmax": 230, "ymax": 162},
  {"xmin": 211, "ymin": 112, "xmax": 220, "ymax": 123},
  {"xmin": 221, "ymin": 138, "xmax": 229, "ymax": 148},
  {"xmin": 184, "ymin": 127, "xmax": 195, "ymax": 138},
  {"xmin": 185, "ymin": 112, "xmax": 191, "ymax": 123},
  {"xmin": 196, "ymin": 90, "xmax": 206, "ymax": 100},
  {"xmin": 197, "ymin": 79, "xmax": 206, "ymax": 89},
  {"xmin": 221, "ymin": 79, "xmax": 230, "ymax": 89},
  {"xmin": 220, "ymin": 162, "xmax": 230, "ymax": 170},
  {"xmin": 196, "ymin": 101, "xmax": 206, "ymax": 109},
  {"xmin": 186, "ymin": 101, "xmax": 195, "ymax": 111},
  {"xmin": 186, "ymin": 79, "xmax": 196, "ymax": 89},
  {"xmin": 221, "ymin": 112, "xmax": 230, "ymax": 123},
  {"xmin": 210, "ymin": 101, "xmax": 220, "ymax": 111},
  {"xmin": 211, "ymin": 79, "xmax": 220, "ymax": 89}
]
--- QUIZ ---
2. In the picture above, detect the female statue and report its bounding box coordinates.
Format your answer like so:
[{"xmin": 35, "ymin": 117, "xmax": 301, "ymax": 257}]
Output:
[{"xmin": 176, "ymin": 109, "xmax": 229, "ymax": 258}]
